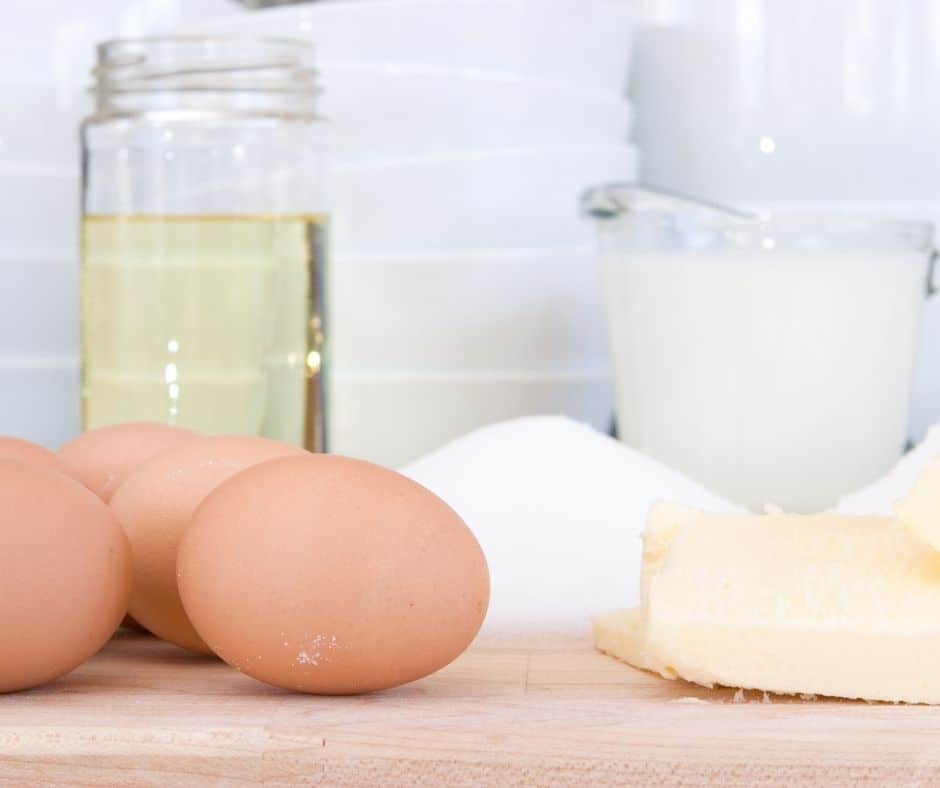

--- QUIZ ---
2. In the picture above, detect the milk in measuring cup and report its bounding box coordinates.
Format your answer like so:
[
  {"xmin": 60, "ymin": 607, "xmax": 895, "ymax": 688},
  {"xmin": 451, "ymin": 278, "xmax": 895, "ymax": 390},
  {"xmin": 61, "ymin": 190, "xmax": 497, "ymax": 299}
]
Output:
[{"xmin": 601, "ymin": 248, "xmax": 928, "ymax": 512}]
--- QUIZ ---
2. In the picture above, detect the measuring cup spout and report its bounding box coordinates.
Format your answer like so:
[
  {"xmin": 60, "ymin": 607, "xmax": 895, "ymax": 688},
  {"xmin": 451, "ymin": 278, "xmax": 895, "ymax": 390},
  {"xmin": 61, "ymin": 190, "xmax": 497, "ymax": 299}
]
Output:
[{"xmin": 580, "ymin": 182, "xmax": 755, "ymax": 223}]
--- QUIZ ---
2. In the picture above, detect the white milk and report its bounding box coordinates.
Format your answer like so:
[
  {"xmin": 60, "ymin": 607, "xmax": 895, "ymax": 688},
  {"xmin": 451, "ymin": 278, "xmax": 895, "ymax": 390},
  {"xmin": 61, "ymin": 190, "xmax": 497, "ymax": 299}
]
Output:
[{"xmin": 601, "ymin": 249, "xmax": 929, "ymax": 512}]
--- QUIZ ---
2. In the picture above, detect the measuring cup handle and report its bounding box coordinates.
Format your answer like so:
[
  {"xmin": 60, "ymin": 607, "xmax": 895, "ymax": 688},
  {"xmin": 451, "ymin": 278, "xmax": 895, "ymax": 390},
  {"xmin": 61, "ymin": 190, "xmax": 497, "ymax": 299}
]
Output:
[{"xmin": 930, "ymin": 249, "xmax": 939, "ymax": 298}]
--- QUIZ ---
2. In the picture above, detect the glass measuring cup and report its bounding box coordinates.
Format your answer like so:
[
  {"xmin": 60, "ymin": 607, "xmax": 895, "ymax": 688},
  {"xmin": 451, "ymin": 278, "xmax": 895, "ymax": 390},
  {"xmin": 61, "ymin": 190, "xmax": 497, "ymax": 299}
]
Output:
[{"xmin": 583, "ymin": 184, "xmax": 938, "ymax": 512}]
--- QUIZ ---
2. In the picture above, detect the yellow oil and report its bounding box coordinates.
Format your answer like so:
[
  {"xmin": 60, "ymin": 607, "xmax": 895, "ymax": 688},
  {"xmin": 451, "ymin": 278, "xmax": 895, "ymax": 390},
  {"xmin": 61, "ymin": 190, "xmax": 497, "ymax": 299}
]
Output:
[{"xmin": 81, "ymin": 214, "xmax": 328, "ymax": 450}]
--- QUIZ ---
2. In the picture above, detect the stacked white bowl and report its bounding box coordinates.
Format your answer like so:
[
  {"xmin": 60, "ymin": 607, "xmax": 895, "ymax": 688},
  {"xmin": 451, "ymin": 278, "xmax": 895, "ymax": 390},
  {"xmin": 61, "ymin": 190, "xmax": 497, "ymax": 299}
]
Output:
[
  {"xmin": 0, "ymin": 14, "xmax": 93, "ymax": 447},
  {"xmin": 200, "ymin": 0, "xmax": 637, "ymax": 466}
]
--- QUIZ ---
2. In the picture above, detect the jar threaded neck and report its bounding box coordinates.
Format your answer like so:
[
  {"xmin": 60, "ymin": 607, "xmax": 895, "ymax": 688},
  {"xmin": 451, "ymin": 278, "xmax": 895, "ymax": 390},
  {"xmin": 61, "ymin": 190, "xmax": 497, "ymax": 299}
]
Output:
[{"xmin": 92, "ymin": 35, "xmax": 320, "ymax": 118}]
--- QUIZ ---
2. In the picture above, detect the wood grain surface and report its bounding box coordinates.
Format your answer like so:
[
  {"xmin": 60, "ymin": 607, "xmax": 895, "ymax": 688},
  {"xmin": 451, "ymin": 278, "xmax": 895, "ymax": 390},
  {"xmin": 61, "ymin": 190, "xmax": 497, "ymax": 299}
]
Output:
[{"xmin": 2, "ymin": 630, "xmax": 940, "ymax": 785}]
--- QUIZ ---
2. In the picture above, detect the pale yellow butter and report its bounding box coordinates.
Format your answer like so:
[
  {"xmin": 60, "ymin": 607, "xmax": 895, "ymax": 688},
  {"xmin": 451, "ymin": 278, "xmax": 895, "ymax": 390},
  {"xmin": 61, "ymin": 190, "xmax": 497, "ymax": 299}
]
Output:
[
  {"xmin": 640, "ymin": 501, "xmax": 702, "ymax": 607},
  {"xmin": 592, "ymin": 609, "xmax": 647, "ymax": 669},
  {"xmin": 596, "ymin": 507, "xmax": 940, "ymax": 704},
  {"xmin": 593, "ymin": 502, "xmax": 701, "ymax": 673}
]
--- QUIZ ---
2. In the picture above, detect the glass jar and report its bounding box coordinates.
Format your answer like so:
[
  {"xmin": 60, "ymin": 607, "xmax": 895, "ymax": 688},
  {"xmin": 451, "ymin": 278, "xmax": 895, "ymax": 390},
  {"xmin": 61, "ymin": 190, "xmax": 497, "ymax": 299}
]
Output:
[
  {"xmin": 583, "ymin": 184, "xmax": 938, "ymax": 512},
  {"xmin": 81, "ymin": 36, "xmax": 329, "ymax": 450}
]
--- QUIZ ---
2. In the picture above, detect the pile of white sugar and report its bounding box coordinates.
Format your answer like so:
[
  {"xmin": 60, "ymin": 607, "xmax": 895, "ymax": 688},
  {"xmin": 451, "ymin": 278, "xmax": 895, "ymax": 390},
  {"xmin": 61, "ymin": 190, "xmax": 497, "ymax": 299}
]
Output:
[
  {"xmin": 838, "ymin": 421, "xmax": 940, "ymax": 515},
  {"xmin": 402, "ymin": 416, "xmax": 736, "ymax": 635}
]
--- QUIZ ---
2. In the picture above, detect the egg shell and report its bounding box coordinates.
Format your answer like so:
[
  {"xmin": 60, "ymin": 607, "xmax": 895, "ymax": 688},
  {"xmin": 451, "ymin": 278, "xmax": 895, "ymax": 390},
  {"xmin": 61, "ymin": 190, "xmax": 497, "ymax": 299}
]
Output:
[
  {"xmin": 0, "ymin": 460, "xmax": 132, "ymax": 693},
  {"xmin": 58, "ymin": 422, "xmax": 199, "ymax": 502},
  {"xmin": 0, "ymin": 435, "xmax": 75, "ymax": 478},
  {"xmin": 110, "ymin": 436, "xmax": 308, "ymax": 653},
  {"xmin": 177, "ymin": 454, "xmax": 490, "ymax": 694}
]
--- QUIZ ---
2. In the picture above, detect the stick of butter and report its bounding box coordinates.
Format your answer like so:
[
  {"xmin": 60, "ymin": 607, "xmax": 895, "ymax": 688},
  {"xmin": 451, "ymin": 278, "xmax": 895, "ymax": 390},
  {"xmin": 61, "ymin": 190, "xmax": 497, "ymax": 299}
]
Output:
[
  {"xmin": 897, "ymin": 457, "xmax": 940, "ymax": 551},
  {"xmin": 593, "ymin": 609, "xmax": 646, "ymax": 669},
  {"xmin": 640, "ymin": 502, "xmax": 702, "ymax": 607},
  {"xmin": 596, "ymin": 506, "xmax": 940, "ymax": 704},
  {"xmin": 593, "ymin": 502, "xmax": 703, "ymax": 672}
]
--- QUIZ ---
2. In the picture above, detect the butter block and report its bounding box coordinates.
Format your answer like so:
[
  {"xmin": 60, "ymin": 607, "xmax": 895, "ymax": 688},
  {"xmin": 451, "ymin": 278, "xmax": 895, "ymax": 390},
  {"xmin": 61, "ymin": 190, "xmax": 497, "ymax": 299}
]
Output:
[
  {"xmin": 642, "ymin": 512, "xmax": 940, "ymax": 703},
  {"xmin": 896, "ymin": 457, "xmax": 940, "ymax": 550},
  {"xmin": 593, "ymin": 503, "xmax": 702, "ymax": 672},
  {"xmin": 592, "ymin": 609, "xmax": 647, "ymax": 669},
  {"xmin": 640, "ymin": 502, "xmax": 701, "ymax": 607},
  {"xmin": 594, "ymin": 503, "xmax": 703, "ymax": 675}
]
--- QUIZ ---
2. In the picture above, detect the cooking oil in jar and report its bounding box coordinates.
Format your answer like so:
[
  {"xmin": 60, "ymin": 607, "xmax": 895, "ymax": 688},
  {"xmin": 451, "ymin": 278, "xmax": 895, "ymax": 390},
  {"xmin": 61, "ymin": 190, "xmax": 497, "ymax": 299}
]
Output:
[{"xmin": 81, "ymin": 214, "xmax": 328, "ymax": 450}]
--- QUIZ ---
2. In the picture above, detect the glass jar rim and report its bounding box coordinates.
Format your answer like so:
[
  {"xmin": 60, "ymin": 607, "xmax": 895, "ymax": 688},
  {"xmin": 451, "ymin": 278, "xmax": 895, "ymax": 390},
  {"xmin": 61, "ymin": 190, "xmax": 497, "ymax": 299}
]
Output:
[
  {"xmin": 93, "ymin": 35, "xmax": 317, "ymax": 91},
  {"xmin": 90, "ymin": 34, "xmax": 320, "ymax": 118},
  {"xmin": 99, "ymin": 33, "xmax": 313, "ymax": 51}
]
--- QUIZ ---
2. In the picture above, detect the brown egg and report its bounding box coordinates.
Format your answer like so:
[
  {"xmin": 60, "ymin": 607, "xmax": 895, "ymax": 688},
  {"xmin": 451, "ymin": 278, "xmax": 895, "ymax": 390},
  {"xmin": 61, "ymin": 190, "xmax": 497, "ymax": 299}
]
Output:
[
  {"xmin": 177, "ymin": 455, "xmax": 490, "ymax": 694},
  {"xmin": 58, "ymin": 422, "xmax": 199, "ymax": 502},
  {"xmin": 0, "ymin": 435, "xmax": 75, "ymax": 478},
  {"xmin": 0, "ymin": 460, "xmax": 132, "ymax": 692},
  {"xmin": 110, "ymin": 436, "xmax": 308, "ymax": 653}
]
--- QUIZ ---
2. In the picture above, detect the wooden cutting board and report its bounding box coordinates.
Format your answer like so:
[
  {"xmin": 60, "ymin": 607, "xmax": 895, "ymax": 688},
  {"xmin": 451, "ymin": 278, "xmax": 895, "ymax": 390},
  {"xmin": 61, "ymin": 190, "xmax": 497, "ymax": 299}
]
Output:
[{"xmin": 2, "ymin": 630, "xmax": 940, "ymax": 785}]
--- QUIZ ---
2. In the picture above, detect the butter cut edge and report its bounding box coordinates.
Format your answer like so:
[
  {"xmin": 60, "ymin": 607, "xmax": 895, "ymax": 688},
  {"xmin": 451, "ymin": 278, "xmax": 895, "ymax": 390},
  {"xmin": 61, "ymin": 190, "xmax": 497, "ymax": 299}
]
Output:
[
  {"xmin": 592, "ymin": 608, "xmax": 653, "ymax": 673},
  {"xmin": 592, "ymin": 503, "xmax": 705, "ymax": 675},
  {"xmin": 640, "ymin": 501, "xmax": 703, "ymax": 607},
  {"xmin": 896, "ymin": 457, "xmax": 940, "ymax": 552}
]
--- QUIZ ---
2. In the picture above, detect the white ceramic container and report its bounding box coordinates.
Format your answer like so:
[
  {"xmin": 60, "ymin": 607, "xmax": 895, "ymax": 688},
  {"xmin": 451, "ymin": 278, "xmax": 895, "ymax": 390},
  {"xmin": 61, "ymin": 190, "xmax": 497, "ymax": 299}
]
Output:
[
  {"xmin": 0, "ymin": 84, "xmax": 86, "ymax": 171},
  {"xmin": 330, "ymin": 248, "xmax": 607, "ymax": 372},
  {"xmin": 332, "ymin": 144, "xmax": 639, "ymax": 252},
  {"xmin": 320, "ymin": 63, "xmax": 632, "ymax": 157},
  {"xmin": 0, "ymin": 0, "xmax": 237, "ymax": 82},
  {"xmin": 0, "ymin": 255, "xmax": 78, "ymax": 357},
  {"xmin": 0, "ymin": 361, "xmax": 80, "ymax": 448},
  {"xmin": 632, "ymin": 0, "xmax": 940, "ymax": 203},
  {"xmin": 0, "ymin": 173, "xmax": 78, "ymax": 250},
  {"xmin": 198, "ymin": 0, "xmax": 634, "ymax": 93},
  {"xmin": 328, "ymin": 371, "xmax": 614, "ymax": 468}
]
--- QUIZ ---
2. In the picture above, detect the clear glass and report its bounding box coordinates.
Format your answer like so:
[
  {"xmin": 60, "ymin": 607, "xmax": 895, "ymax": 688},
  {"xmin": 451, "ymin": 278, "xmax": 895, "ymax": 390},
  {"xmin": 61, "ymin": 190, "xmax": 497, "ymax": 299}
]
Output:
[
  {"xmin": 584, "ymin": 184, "xmax": 937, "ymax": 513},
  {"xmin": 81, "ymin": 36, "xmax": 329, "ymax": 450}
]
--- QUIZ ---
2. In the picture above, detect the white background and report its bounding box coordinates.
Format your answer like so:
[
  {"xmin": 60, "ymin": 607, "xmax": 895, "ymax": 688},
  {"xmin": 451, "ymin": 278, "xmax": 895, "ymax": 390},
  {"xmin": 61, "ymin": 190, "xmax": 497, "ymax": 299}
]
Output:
[{"xmin": 0, "ymin": 0, "xmax": 936, "ymax": 453}]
